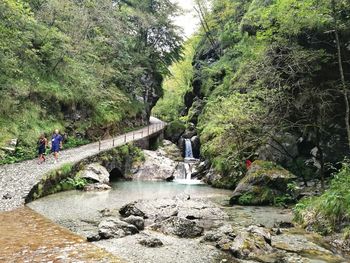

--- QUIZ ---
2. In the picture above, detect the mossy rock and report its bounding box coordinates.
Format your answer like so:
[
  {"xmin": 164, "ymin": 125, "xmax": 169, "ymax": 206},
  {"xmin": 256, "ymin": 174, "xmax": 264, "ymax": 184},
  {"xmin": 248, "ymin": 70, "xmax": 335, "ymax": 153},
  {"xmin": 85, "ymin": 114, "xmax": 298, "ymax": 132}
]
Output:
[
  {"xmin": 230, "ymin": 160, "xmax": 297, "ymax": 206},
  {"xmin": 164, "ymin": 120, "xmax": 186, "ymax": 143}
]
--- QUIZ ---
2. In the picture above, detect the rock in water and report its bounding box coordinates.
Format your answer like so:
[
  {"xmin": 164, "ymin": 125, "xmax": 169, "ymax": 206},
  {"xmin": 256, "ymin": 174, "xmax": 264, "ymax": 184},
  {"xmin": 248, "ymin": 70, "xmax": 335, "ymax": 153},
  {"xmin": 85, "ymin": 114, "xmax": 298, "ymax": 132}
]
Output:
[
  {"xmin": 119, "ymin": 202, "xmax": 146, "ymax": 218},
  {"xmin": 121, "ymin": 215, "xmax": 145, "ymax": 230},
  {"xmin": 98, "ymin": 218, "xmax": 139, "ymax": 239},
  {"xmin": 83, "ymin": 183, "xmax": 111, "ymax": 191},
  {"xmin": 150, "ymin": 216, "xmax": 204, "ymax": 238},
  {"xmin": 229, "ymin": 226, "xmax": 273, "ymax": 259},
  {"xmin": 138, "ymin": 235, "xmax": 163, "ymax": 247},
  {"xmin": 230, "ymin": 160, "xmax": 297, "ymax": 206},
  {"xmin": 79, "ymin": 163, "xmax": 110, "ymax": 184},
  {"xmin": 132, "ymin": 150, "xmax": 176, "ymax": 181}
]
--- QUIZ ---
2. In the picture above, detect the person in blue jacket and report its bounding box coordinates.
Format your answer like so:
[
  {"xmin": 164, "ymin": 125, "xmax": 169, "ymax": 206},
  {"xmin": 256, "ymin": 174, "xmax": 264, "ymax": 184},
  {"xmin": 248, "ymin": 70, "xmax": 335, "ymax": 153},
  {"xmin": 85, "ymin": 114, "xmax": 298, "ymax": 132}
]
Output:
[{"xmin": 51, "ymin": 129, "xmax": 63, "ymax": 163}]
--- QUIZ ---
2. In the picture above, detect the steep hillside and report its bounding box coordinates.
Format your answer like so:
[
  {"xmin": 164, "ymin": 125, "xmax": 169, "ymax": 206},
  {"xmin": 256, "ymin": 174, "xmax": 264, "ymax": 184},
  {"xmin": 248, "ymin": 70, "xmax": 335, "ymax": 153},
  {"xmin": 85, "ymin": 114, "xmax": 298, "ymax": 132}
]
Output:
[
  {"xmin": 161, "ymin": 0, "xmax": 350, "ymax": 187},
  {"xmin": 0, "ymin": 0, "xmax": 181, "ymax": 162}
]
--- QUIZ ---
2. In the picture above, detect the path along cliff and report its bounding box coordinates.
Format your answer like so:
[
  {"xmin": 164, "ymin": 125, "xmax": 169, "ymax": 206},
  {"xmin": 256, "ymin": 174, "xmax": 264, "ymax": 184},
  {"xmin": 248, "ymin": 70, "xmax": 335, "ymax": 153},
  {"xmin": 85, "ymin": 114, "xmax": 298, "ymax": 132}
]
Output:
[{"xmin": 0, "ymin": 117, "xmax": 165, "ymax": 212}]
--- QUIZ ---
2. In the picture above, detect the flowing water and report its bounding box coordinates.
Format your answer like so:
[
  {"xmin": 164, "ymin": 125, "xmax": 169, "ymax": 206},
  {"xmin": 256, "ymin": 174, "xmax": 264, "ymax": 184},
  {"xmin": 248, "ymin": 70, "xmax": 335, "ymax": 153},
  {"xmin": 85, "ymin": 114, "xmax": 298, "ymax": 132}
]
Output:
[{"xmin": 184, "ymin": 139, "xmax": 193, "ymax": 159}]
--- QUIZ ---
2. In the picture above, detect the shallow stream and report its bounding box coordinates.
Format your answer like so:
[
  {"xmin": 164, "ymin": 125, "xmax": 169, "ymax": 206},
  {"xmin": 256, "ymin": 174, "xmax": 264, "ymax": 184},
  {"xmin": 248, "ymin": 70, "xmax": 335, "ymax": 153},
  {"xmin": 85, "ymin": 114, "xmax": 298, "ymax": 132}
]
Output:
[{"xmin": 24, "ymin": 181, "xmax": 349, "ymax": 263}]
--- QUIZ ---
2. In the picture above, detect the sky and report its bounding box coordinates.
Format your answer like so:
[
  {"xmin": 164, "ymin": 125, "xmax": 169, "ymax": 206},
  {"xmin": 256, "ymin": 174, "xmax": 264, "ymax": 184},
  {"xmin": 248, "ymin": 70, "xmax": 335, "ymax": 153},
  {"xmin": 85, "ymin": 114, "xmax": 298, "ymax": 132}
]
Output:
[{"xmin": 170, "ymin": 0, "xmax": 199, "ymax": 38}]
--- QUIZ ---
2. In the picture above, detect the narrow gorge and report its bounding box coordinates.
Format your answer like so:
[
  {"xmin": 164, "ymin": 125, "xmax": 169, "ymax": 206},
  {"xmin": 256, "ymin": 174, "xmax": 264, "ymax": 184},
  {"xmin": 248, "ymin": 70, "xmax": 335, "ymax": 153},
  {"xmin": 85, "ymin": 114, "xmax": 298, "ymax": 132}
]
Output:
[{"xmin": 0, "ymin": 0, "xmax": 350, "ymax": 263}]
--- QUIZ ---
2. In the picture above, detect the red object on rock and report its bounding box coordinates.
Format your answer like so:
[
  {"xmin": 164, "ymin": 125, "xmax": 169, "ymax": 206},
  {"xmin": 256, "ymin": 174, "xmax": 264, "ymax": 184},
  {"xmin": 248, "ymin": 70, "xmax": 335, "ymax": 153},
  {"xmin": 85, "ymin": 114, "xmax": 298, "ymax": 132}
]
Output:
[{"xmin": 245, "ymin": 160, "xmax": 252, "ymax": 169}]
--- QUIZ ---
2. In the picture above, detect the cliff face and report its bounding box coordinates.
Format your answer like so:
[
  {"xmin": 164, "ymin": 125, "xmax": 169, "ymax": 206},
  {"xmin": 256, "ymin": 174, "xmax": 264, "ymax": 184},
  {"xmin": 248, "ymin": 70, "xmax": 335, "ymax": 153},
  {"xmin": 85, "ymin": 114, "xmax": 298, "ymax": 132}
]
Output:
[{"xmin": 159, "ymin": 0, "xmax": 350, "ymax": 188}]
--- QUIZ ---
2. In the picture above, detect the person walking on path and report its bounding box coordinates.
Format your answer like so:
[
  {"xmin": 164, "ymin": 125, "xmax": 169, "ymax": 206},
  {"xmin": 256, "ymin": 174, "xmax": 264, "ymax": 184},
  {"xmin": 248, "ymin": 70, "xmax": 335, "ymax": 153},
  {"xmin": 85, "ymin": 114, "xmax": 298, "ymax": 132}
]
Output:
[
  {"xmin": 37, "ymin": 134, "xmax": 48, "ymax": 164},
  {"xmin": 51, "ymin": 129, "xmax": 63, "ymax": 163}
]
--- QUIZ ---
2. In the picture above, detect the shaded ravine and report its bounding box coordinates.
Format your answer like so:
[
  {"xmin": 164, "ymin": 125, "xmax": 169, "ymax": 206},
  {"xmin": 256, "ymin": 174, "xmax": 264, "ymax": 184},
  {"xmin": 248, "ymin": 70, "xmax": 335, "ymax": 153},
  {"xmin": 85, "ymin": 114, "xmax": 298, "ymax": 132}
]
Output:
[{"xmin": 0, "ymin": 117, "xmax": 165, "ymax": 212}]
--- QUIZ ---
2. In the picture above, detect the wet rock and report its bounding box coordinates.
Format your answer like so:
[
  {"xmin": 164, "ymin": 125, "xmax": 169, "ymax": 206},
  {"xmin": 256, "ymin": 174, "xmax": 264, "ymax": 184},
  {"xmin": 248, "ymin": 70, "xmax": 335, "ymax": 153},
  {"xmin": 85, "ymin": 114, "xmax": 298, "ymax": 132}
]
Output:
[
  {"xmin": 121, "ymin": 215, "xmax": 145, "ymax": 230},
  {"xmin": 202, "ymin": 167, "xmax": 223, "ymax": 185},
  {"xmin": 98, "ymin": 218, "xmax": 139, "ymax": 239},
  {"xmin": 120, "ymin": 202, "xmax": 146, "ymax": 218},
  {"xmin": 132, "ymin": 150, "xmax": 176, "ymax": 181},
  {"xmin": 271, "ymin": 233, "xmax": 334, "ymax": 255},
  {"xmin": 229, "ymin": 227, "xmax": 273, "ymax": 259},
  {"xmin": 138, "ymin": 235, "xmax": 164, "ymax": 247},
  {"xmin": 182, "ymin": 123, "xmax": 197, "ymax": 139},
  {"xmin": 247, "ymin": 225, "xmax": 271, "ymax": 245},
  {"xmin": 191, "ymin": 136, "xmax": 200, "ymax": 159},
  {"xmin": 203, "ymin": 224, "xmax": 235, "ymax": 243},
  {"xmin": 86, "ymin": 232, "xmax": 101, "ymax": 242},
  {"xmin": 150, "ymin": 216, "xmax": 204, "ymax": 238},
  {"xmin": 79, "ymin": 163, "xmax": 110, "ymax": 184},
  {"xmin": 119, "ymin": 197, "xmax": 228, "ymax": 223},
  {"xmin": 83, "ymin": 183, "xmax": 111, "ymax": 191},
  {"xmin": 230, "ymin": 160, "xmax": 297, "ymax": 206}
]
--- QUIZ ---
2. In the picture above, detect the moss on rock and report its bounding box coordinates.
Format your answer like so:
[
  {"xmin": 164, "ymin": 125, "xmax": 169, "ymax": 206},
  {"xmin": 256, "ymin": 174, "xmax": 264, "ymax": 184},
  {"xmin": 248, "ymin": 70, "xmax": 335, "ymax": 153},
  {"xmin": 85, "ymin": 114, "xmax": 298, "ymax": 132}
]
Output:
[{"xmin": 230, "ymin": 160, "xmax": 297, "ymax": 206}]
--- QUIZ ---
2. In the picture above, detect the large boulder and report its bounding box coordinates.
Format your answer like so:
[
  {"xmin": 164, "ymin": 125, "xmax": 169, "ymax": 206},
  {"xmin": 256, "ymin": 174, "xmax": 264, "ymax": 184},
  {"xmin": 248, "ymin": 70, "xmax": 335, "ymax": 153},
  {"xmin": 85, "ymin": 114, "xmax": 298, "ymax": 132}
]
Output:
[
  {"xmin": 132, "ymin": 150, "xmax": 176, "ymax": 181},
  {"xmin": 229, "ymin": 226, "xmax": 273, "ymax": 259},
  {"xmin": 98, "ymin": 218, "xmax": 139, "ymax": 239},
  {"xmin": 79, "ymin": 163, "xmax": 110, "ymax": 184},
  {"xmin": 202, "ymin": 224, "xmax": 274, "ymax": 260},
  {"xmin": 191, "ymin": 136, "xmax": 200, "ymax": 159},
  {"xmin": 121, "ymin": 215, "xmax": 145, "ymax": 230},
  {"xmin": 230, "ymin": 161, "xmax": 297, "ymax": 206},
  {"xmin": 138, "ymin": 235, "xmax": 164, "ymax": 247},
  {"xmin": 119, "ymin": 197, "xmax": 228, "ymax": 223},
  {"xmin": 164, "ymin": 120, "xmax": 186, "ymax": 143},
  {"xmin": 150, "ymin": 216, "xmax": 204, "ymax": 238},
  {"xmin": 157, "ymin": 140, "xmax": 183, "ymax": 162},
  {"xmin": 119, "ymin": 202, "xmax": 146, "ymax": 218}
]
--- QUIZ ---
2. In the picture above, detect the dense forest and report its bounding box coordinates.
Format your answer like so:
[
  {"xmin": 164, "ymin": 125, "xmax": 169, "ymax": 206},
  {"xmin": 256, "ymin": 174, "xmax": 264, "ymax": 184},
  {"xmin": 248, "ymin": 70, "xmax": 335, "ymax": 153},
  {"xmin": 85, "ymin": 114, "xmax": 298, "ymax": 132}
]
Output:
[
  {"xmin": 154, "ymin": 0, "xmax": 350, "ymax": 240},
  {"xmin": 0, "ymin": 0, "xmax": 181, "ymax": 162}
]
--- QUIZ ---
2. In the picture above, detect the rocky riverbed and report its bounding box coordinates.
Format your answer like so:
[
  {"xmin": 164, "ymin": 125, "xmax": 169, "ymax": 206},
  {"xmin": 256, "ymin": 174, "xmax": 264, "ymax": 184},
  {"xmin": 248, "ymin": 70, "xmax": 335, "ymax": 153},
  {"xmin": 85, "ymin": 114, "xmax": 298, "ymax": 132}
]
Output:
[{"xmin": 28, "ymin": 180, "xmax": 349, "ymax": 263}]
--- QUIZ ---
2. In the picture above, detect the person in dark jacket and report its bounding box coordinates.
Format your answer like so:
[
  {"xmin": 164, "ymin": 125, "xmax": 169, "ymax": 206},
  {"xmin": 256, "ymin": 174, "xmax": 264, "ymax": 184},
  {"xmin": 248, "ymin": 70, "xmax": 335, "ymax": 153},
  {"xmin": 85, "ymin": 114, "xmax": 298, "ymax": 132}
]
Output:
[{"xmin": 37, "ymin": 133, "xmax": 48, "ymax": 164}]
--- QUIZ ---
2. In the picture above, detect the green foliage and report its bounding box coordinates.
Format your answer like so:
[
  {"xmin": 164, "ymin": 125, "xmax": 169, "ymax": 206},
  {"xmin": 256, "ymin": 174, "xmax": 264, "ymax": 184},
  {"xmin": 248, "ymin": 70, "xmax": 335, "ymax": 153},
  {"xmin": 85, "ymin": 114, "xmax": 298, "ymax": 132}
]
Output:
[
  {"xmin": 238, "ymin": 193, "xmax": 254, "ymax": 205},
  {"xmin": 294, "ymin": 162, "xmax": 350, "ymax": 234},
  {"xmin": 59, "ymin": 177, "xmax": 88, "ymax": 191},
  {"xmin": 0, "ymin": 0, "xmax": 182, "ymax": 162},
  {"xmin": 153, "ymin": 36, "xmax": 200, "ymax": 122},
  {"xmin": 63, "ymin": 137, "xmax": 91, "ymax": 149},
  {"xmin": 164, "ymin": 120, "xmax": 186, "ymax": 139},
  {"xmin": 157, "ymin": 0, "xmax": 350, "ymax": 190}
]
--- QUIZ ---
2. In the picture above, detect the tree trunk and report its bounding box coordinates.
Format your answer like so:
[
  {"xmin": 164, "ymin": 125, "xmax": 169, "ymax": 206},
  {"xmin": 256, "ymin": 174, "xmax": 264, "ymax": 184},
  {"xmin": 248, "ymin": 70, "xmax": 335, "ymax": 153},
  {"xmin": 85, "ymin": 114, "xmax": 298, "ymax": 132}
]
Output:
[{"xmin": 332, "ymin": 0, "xmax": 350, "ymax": 151}]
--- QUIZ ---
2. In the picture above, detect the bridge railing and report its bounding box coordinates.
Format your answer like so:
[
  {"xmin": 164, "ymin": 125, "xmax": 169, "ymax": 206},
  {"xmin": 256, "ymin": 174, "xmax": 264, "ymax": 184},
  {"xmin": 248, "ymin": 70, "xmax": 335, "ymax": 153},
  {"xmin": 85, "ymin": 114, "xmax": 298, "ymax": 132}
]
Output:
[{"xmin": 97, "ymin": 122, "xmax": 166, "ymax": 152}]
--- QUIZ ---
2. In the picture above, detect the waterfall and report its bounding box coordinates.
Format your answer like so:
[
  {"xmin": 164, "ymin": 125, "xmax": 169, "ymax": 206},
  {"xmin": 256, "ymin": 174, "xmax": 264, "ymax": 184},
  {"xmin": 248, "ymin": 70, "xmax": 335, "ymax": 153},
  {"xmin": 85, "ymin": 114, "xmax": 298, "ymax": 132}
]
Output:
[
  {"xmin": 185, "ymin": 139, "xmax": 193, "ymax": 159},
  {"xmin": 184, "ymin": 163, "xmax": 192, "ymax": 180}
]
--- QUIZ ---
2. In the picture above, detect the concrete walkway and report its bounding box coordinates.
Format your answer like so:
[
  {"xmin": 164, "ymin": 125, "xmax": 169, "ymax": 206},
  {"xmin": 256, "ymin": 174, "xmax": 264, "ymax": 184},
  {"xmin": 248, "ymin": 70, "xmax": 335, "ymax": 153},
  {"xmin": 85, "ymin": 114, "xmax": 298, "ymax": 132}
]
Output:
[{"xmin": 0, "ymin": 117, "xmax": 165, "ymax": 212}]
